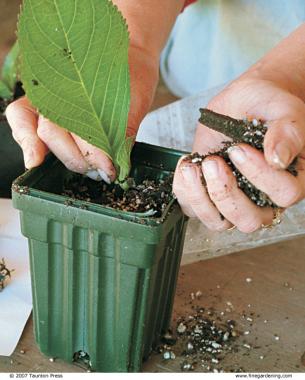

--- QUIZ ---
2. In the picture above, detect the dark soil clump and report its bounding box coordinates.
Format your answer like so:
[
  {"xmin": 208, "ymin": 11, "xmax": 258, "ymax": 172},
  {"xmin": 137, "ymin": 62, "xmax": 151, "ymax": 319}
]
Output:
[
  {"xmin": 186, "ymin": 109, "xmax": 298, "ymax": 208},
  {"xmin": 0, "ymin": 258, "xmax": 14, "ymax": 291},
  {"xmin": 0, "ymin": 97, "xmax": 9, "ymax": 116},
  {"xmin": 0, "ymin": 82, "xmax": 25, "ymax": 117},
  {"xmin": 62, "ymin": 173, "xmax": 174, "ymax": 217}
]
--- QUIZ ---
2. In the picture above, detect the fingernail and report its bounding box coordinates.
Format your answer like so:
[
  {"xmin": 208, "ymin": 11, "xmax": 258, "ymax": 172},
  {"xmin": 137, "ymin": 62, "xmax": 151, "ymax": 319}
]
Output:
[
  {"xmin": 202, "ymin": 160, "xmax": 219, "ymax": 179},
  {"xmin": 86, "ymin": 169, "xmax": 112, "ymax": 183},
  {"xmin": 97, "ymin": 169, "xmax": 111, "ymax": 184},
  {"xmin": 181, "ymin": 165, "xmax": 197, "ymax": 184},
  {"xmin": 86, "ymin": 170, "xmax": 101, "ymax": 181},
  {"xmin": 227, "ymin": 146, "xmax": 247, "ymax": 165},
  {"xmin": 273, "ymin": 142, "xmax": 292, "ymax": 169}
]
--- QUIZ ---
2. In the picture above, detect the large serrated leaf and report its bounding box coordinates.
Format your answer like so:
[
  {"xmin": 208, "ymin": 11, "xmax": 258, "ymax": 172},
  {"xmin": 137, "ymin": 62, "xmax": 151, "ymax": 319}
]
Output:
[{"xmin": 18, "ymin": 0, "xmax": 131, "ymax": 181}]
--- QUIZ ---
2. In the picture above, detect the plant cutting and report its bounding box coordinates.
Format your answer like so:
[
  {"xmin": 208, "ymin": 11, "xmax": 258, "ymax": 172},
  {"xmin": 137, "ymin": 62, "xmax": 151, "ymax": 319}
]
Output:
[
  {"xmin": 18, "ymin": 0, "xmax": 133, "ymax": 185},
  {"xmin": 12, "ymin": 0, "xmax": 188, "ymax": 372}
]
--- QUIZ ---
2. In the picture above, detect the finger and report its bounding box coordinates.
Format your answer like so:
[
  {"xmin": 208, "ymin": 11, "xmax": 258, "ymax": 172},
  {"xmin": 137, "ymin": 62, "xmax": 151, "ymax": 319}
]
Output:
[
  {"xmin": 174, "ymin": 157, "xmax": 232, "ymax": 231},
  {"xmin": 202, "ymin": 157, "xmax": 274, "ymax": 233},
  {"xmin": 5, "ymin": 97, "xmax": 48, "ymax": 168},
  {"xmin": 71, "ymin": 134, "xmax": 116, "ymax": 183},
  {"xmin": 180, "ymin": 164, "xmax": 232, "ymax": 231},
  {"xmin": 228, "ymin": 144, "xmax": 303, "ymax": 207},
  {"xmin": 173, "ymin": 157, "xmax": 198, "ymax": 218},
  {"xmin": 37, "ymin": 116, "xmax": 89, "ymax": 174},
  {"xmin": 264, "ymin": 116, "xmax": 305, "ymax": 169},
  {"xmin": 296, "ymin": 155, "xmax": 305, "ymax": 194}
]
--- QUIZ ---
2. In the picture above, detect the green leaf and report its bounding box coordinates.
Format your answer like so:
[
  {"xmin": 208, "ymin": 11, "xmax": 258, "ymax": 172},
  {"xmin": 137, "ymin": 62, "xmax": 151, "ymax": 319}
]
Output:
[
  {"xmin": 18, "ymin": 0, "xmax": 131, "ymax": 181},
  {"xmin": 116, "ymin": 136, "xmax": 134, "ymax": 186},
  {"xmin": 1, "ymin": 41, "xmax": 20, "ymax": 92},
  {"xmin": 0, "ymin": 80, "xmax": 12, "ymax": 100}
]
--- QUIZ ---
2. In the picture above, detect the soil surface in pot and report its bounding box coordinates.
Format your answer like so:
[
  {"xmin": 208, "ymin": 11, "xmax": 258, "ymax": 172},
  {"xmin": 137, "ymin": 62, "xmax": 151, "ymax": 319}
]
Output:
[{"xmin": 62, "ymin": 173, "xmax": 174, "ymax": 217}]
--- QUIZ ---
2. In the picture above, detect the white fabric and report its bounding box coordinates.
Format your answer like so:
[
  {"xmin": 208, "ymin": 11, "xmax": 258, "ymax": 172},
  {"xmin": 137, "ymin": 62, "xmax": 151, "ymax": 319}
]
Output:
[
  {"xmin": 161, "ymin": 0, "xmax": 305, "ymax": 97},
  {"xmin": 0, "ymin": 199, "xmax": 32, "ymax": 356},
  {"xmin": 137, "ymin": 84, "xmax": 225, "ymax": 151}
]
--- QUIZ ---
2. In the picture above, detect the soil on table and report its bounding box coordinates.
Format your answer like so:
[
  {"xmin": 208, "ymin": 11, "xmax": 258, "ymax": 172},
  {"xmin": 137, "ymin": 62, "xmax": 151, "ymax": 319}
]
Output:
[
  {"xmin": 62, "ymin": 173, "xmax": 174, "ymax": 217},
  {"xmin": 156, "ymin": 295, "xmax": 246, "ymax": 373},
  {"xmin": 0, "ymin": 258, "xmax": 14, "ymax": 292},
  {"xmin": 185, "ymin": 109, "xmax": 298, "ymax": 208}
]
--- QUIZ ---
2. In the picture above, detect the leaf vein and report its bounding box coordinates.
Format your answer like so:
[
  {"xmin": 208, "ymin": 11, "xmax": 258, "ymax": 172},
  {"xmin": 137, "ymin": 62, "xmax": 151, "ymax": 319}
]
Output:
[
  {"xmin": 89, "ymin": 0, "xmax": 111, "ymax": 101},
  {"xmin": 23, "ymin": 51, "xmax": 99, "ymax": 118},
  {"xmin": 53, "ymin": 0, "xmax": 111, "ymax": 152},
  {"xmin": 66, "ymin": 0, "xmax": 77, "ymax": 36},
  {"xmin": 79, "ymin": 1, "xmax": 95, "ymax": 72}
]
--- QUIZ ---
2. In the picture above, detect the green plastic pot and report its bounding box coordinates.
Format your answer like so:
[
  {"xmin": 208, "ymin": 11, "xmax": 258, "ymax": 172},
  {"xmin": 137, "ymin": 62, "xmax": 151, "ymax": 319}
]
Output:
[
  {"xmin": 12, "ymin": 142, "xmax": 188, "ymax": 372},
  {"xmin": 0, "ymin": 118, "xmax": 24, "ymax": 198}
]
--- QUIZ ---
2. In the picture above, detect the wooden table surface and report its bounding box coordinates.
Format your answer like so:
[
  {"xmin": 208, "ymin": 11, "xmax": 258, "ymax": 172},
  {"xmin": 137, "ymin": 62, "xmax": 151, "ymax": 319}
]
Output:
[{"xmin": 1, "ymin": 236, "xmax": 305, "ymax": 373}]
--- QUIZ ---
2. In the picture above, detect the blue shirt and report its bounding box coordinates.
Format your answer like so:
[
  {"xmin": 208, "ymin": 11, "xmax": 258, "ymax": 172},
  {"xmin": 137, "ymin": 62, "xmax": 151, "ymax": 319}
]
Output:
[{"xmin": 160, "ymin": 0, "xmax": 305, "ymax": 97}]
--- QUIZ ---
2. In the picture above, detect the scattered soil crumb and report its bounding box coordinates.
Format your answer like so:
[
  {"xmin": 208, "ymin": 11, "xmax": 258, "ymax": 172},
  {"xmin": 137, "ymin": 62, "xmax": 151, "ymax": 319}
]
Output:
[
  {"xmin": 0, "ymin": 258, "xmax": 14, "ymax": 291},
  {"xmin": 156, "ymin": 304, "xmax": 246, "ymax": 373},
  {"xmin": 73, "ymin": 351, "xmax": 91, "ymax": 371}
]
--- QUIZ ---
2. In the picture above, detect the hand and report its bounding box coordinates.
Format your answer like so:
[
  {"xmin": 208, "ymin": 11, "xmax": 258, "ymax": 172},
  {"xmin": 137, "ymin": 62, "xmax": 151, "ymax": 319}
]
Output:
[
  {"xmin": 6, "ymin": 0, "xmax": 184, "ymax": 182},
  {"xmin": 6, "ymin": 46, "xmax": 159, "ymax": 182},
  {"xmin": 173, "ymin": 77, "xmax": 305, "ymax": 233}
]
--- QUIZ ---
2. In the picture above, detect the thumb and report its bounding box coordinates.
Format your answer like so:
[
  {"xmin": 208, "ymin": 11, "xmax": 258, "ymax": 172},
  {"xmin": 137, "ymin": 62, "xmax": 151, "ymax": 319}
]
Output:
[
  {"xmin": 6, "ymin": 97, "xmax": 48, "ymax": 169},
  {"xmin": 264, "ymin": 103, "xmax": 305, "ymax": 169},
  {"xmin": 71, "ymin": 134, "xmax": 116, "ymax": 183}
]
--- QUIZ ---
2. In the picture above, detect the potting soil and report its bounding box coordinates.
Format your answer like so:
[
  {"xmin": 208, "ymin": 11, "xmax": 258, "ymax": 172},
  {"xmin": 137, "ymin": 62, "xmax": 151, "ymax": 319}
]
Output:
[{"xmin": 62, "ymin": 173, "xmax": 174, "ymax": 217}]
